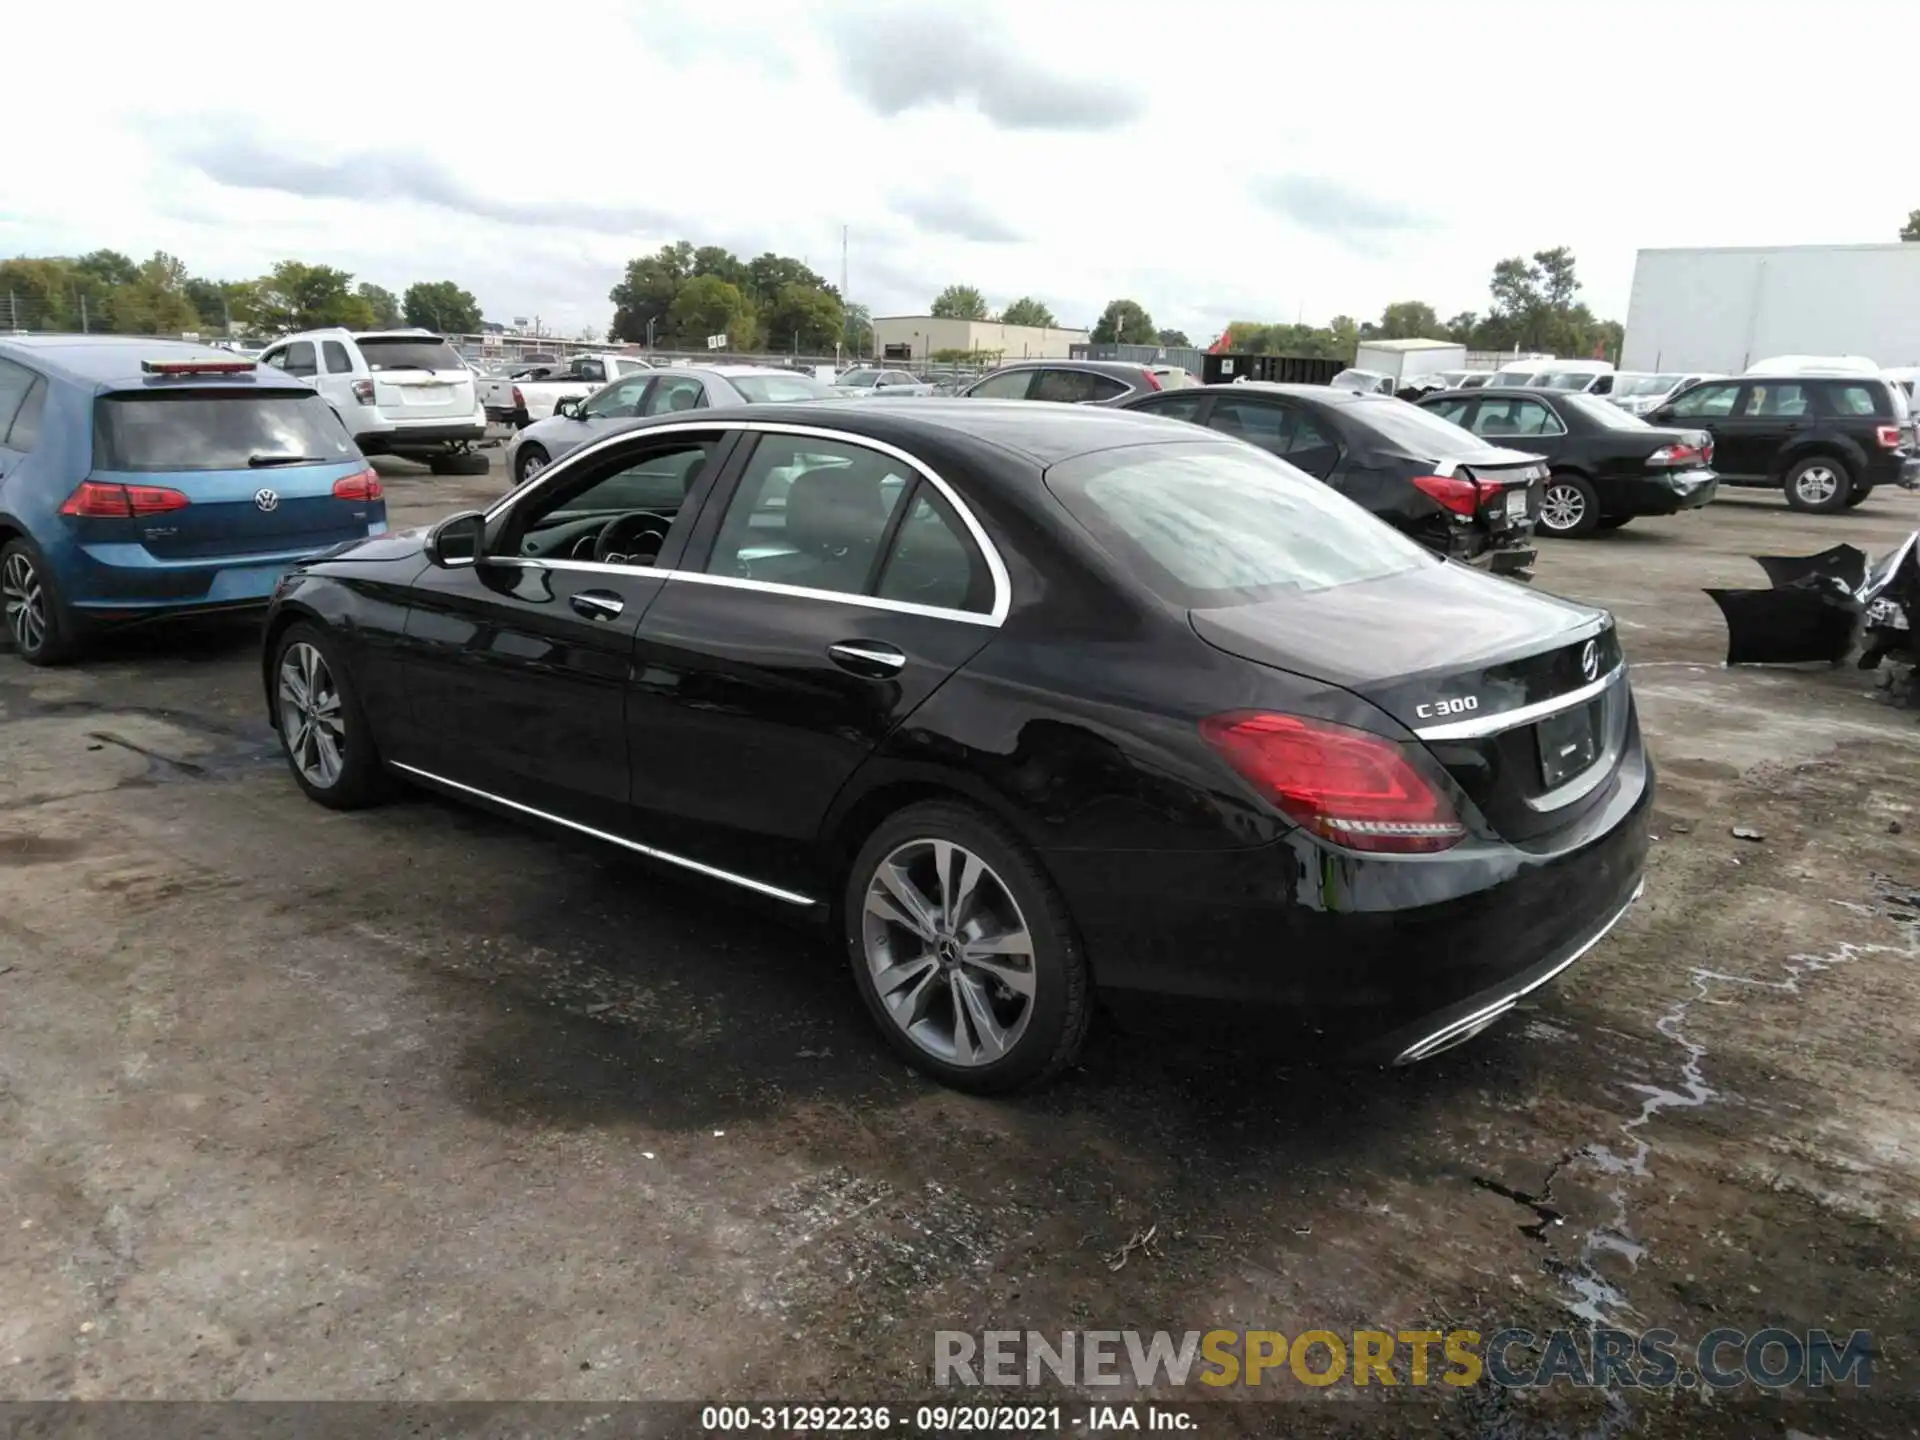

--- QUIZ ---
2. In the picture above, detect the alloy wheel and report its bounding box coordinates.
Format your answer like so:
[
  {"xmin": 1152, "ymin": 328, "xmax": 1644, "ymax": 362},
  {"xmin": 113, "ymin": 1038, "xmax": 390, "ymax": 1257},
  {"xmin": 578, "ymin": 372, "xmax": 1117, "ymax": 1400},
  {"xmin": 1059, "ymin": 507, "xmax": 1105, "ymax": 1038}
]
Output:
[
  {"xmin": 1794, "ymin": 466, "xmax": 1838, "ymax": 506},
  {"xmin": 277, "ymin": 641, "xmax": 347, "ymax": 788},
  {"xmin": 860, "ymin": 838, "xmax": 1037, "ymax": 1067},
  {"xmin": 1540, "ymin": 483, "xmax": 1586, "ymax": 533},
  {"xmin": 518, "ymin": 451, "xmax": 546, "ymax": 485},
  {"xmin": 2, "ymin": 552, "xmax": 46, "ymax": 655}
]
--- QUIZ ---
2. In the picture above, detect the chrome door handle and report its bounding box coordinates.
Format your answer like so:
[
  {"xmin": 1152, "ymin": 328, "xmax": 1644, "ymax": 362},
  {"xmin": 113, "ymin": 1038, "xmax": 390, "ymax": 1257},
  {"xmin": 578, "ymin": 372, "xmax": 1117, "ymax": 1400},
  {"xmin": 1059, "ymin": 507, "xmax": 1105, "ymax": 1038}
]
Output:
[
  {"xmin": 828, "ymin": 641, "xmax": 906, "ymax": 677},
  {"xmin": 570, "ymin": 590, "xmax": 625, "ymax": 620}
]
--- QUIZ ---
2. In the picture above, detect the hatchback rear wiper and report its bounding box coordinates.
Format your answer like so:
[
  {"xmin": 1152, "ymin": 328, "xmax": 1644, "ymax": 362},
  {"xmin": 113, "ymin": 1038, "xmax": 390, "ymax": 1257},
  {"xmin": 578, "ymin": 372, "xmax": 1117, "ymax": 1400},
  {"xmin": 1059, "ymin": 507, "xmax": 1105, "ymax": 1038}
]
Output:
[{"xmin": 249, "ymin": 453, "xmax": 330, "ymax": 467}]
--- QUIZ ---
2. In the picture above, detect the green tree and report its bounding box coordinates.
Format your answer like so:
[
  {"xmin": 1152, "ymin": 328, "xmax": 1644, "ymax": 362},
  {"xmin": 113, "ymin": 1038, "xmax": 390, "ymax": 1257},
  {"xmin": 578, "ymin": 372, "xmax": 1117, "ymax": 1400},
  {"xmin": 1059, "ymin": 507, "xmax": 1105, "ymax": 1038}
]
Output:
[
  {"xmin": 668, "ymin": 274, "xmax": 752, "ymax": 349},
  {"xmin": 105, "ymin": 251, "xmax": 202, "ymax": 335},
  {"xmin": 609, "ymin": 241, "xmax": 696, "ymax": 344},
  {"xmin": 1444, "ymin": 311, "xmax": 1477, "ymax": 344},
  {"xmin": 1377, "ymin": 300, "xmax": 1444, "ymax": 340},
  {"xmin": 74, "ymin": 249, "xmax": 140, "ymax": 289},
  {"xmin": 251, "ymin": 261, "xmax": 374, "ymax": 333},
  {"xmin": 1903, "ymin": 210, "xmax": 1920, "ymax": 241},
  {"xmin": 930, "ymin": 284, "xmax": 989, "ymax": 320},
  {"xmin": 745, "ymin": 252, "xmax": 828, "ymax": 309},
  {"xmin": 692, "ymin": 245, "xmax": 748, "ymax": 292},
  {"xmin": 402, "ymin": 280, "xmax": 481, "ymax": 334},
  {"xmin": 1091, "ymin": 298, "xmax": 1155, "ymax": 345},
  {"xmin": 764, "ymin": 282, "xmax": 844, "ymax": 353},
  {"xmin": 1156, "ymin": 328, "xmax": 1190, "ymax": 347},
  {"xmin": 843, "ymin": 302, "xmax": 874, "ymax": 356},
  {"xmin": 0, "ymin": 257, "xmax": 83, "ymax": 330},
  {"xmin": 356, "ymin": 283, "xmax": 402, "ymax": 327},
  {"xmin": 999, "ymin": 296, "xmax": 1057, "ymax": 328}
]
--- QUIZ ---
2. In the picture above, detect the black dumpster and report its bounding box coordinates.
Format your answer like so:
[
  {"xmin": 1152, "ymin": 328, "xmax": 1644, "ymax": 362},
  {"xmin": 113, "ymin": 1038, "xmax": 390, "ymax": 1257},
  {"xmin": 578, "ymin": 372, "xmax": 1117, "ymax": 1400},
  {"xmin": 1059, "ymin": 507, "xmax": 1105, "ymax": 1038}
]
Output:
[{"xmin": 1199, "ymin": 353, "xmax": 1346, "ymax": 386}]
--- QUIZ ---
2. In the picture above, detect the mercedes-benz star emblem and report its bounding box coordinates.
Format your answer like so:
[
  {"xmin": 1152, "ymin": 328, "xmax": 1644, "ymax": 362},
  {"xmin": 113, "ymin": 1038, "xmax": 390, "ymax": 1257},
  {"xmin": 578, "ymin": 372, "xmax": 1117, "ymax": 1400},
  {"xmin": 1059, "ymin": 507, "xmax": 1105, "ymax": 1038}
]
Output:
[
  {"xmin": 254, "ymin": 488, "xmax": 279, "ymax": 512},
  {"xmin": 1580, "ymin": 639, "xmax": 1600, "ymax": 683}
]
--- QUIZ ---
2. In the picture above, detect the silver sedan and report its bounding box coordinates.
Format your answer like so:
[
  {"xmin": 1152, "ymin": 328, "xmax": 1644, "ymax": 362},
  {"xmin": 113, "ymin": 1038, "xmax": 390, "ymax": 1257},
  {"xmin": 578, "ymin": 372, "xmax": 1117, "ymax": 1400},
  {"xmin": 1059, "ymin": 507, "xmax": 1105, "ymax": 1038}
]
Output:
[{"xmin": 504, "ymin": 365, "xmax": 832, "ymax": 486}]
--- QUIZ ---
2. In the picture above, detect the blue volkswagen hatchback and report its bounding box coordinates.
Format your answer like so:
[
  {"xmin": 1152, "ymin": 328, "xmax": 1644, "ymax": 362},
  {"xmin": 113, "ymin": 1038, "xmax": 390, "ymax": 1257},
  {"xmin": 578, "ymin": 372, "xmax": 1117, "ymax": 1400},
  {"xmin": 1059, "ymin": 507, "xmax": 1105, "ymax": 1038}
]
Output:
[{"xmin": 0, "ymin": 336, "xmax": 389, "ymax": 664}]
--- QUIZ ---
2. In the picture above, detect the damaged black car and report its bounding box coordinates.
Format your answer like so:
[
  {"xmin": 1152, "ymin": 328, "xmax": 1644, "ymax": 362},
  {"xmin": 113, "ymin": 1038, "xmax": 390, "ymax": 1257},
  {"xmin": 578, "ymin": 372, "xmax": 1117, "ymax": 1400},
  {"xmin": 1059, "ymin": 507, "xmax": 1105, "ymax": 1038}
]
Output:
[{"xmin": 1707, "ymin": 530, "xmax": 1920, "ymax": 692}]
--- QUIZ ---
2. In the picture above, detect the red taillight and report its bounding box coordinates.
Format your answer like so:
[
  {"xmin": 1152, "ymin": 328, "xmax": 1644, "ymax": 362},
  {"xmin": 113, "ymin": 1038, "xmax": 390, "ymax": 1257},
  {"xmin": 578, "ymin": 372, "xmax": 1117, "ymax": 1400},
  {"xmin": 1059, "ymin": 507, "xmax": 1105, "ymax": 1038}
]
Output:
[
  {"xmin": 1647, "ymin": 443, "xmax": 1698, "ymax": 467},
  {"xmin": 59, "ymin": 481, "xmax": 190, "ymax": 518},
  {"xmin": 1410, "ymin": 473, "xmax": 1481, "ymax": 518},
  {"xmin": 351, "ymin": 379, "xmax": 375, "ymax": 405},
  {"xmin": 1140, "ymin": 368, "xmax": 1162, "ymax": 391},
  {"xmin": 1876, "ymin": 424, "xmax": 1902, "ymax": 449},
  {"xmin": 1199, "ymin": 711, "xmax": 1466, "ymax": 854},
  {"xmin": 332, "ymin": 468, "xmax": 384, "ymax": 502},
  {"xmin": 512, "ymin": 385, "xmax": 526, "ymax": 408}
]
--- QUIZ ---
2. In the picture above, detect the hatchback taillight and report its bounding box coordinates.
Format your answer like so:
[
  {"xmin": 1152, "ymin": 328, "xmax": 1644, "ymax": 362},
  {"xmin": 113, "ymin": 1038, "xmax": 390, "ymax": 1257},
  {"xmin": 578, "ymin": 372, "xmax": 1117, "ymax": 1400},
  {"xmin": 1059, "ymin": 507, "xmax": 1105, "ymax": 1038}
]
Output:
[
  {"xmin": 59, "ymin": 480, "xmax": 191, "ymax": 518},
  {"xmin": 512, "ymin": 385, "xmax": 526, "ymax": 409},
  {"xmin": 1410, "ymin": 473, "xmax": 1481, "ymax": 518},
  {"xmin": 1876, "ymin": 424, "xmax": 1903, "ymax": 449},
  {"xmin": 351, "ymin": 379, "xmax": 375, "ymax": 405},
  {"xmin": 1140, "ymin": 368, "xmax": 1162, "ymax": 391},
  {"xmin": 332, "ymin": 468, "xmax": 384, "ymax": 502},
  {"xmin": 1200, "ymin": 711, "xmax": 1466, "ymax": 854}
]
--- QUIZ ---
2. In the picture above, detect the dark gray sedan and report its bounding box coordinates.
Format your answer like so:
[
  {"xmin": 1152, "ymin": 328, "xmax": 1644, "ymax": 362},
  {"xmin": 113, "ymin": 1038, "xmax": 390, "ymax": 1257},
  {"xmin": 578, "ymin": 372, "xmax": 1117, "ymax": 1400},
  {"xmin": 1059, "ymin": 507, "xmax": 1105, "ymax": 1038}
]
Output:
[{"xmin": 505, "ymin": 365, "xmax": 832, "ymax": 485}]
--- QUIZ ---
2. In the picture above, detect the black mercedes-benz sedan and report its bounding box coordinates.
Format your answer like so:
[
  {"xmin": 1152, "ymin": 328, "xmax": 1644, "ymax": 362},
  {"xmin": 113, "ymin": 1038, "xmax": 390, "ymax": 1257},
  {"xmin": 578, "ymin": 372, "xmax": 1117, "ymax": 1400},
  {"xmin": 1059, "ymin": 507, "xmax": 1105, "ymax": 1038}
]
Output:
[
  {"xmin": 261, "ymin": 400, "xmax": 1651, "ymax": 1092},
  {"xmin": 1417, "ymin": 387, "xmax": 1718, "ymax": 538},
  {"xmin": 1119, "ymin": 382, "xmax": 1544, "ymax": 579}
]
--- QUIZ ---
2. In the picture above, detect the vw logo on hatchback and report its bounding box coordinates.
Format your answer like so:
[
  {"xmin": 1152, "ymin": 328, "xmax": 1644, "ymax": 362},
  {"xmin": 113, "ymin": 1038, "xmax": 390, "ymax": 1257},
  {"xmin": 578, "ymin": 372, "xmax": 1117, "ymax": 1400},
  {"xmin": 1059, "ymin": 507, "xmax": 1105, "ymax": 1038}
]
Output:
[
  {"xmin": 254, "ymin": 488, "xmax": 280, "ymax": 512},
  {"xmin": 1580, "ymin": 639, "xmax": 1600, "ymax": 683}
]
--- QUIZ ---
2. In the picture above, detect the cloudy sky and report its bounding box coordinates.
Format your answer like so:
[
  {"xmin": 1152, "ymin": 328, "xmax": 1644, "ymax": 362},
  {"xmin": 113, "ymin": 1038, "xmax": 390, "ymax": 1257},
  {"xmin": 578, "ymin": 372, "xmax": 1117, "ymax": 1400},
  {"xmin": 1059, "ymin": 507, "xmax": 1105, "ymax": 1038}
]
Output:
[{"xmin": 6, "ymin": 1, "xmax": 1913, "ymax": 340}]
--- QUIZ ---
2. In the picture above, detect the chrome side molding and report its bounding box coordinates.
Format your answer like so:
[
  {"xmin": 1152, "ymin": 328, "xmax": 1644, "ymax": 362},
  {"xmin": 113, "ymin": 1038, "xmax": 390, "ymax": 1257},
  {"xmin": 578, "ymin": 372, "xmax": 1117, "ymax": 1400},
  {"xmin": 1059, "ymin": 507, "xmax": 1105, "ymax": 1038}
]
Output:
[{"xmin": 388, "ymin": 763, "xmax": 818, "ymax": 908}]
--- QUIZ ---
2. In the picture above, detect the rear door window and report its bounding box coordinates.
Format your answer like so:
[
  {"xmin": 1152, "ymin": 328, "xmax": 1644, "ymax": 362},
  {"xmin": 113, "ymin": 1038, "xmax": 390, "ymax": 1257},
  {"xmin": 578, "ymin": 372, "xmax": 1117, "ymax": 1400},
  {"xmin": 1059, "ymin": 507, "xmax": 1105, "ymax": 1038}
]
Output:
[
  {"xmin": 1129, "ymin": 392, "xmax": 1205, "ymax": 422},
  {"xmin": 1470, "ymin": 397, "xmax": 1564, "ymax": 437},
  {"xmin": 0, "ymin": 358, "xmax": 36, "ymax": 438},
  {"xmin": 1030, "ymin": 369, "xmax": 1112, "ymax": 403},
  {"xmin": 644, "ymin": 375, "xmax": 707, "ymax": 415},
  {"xmin": 1209, "ymin": 396, "xmax": 1290, "ymax": 448},
  {"xmin": 93, "ymin": 391, "xmax": 358, "ymax": 471},
  {"xmin": 1742, "ymin": 383, "xmax": 1809, "ymax": 417},
  {"xmin": 1824, "ymin": 382, "xmax": 1889, "ymax": 417},
  {"xmin": 5, "ymin": 378, "xmax": 46, "ymax": 451},
  {"xmin": 356, "ymin": 337, "xmax": 463, "ymax": 373},
  {"xmin": 322, "ymin": 341, "xmax": 355, "ymax": 374},
  {"xmin": 1045, "ymin": 440, "xmax": 1433, "ymax": 605},
  {"xmin": 1424, "ymin": 397, "xmax": 1472, "ymax": 426}
]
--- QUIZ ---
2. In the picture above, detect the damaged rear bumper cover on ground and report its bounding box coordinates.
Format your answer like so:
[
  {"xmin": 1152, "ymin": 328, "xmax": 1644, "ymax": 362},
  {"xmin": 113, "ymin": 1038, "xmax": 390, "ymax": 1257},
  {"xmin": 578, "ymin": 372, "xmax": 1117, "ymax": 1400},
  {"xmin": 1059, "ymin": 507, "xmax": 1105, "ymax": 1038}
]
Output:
[{"xmin": 1706, "ymin": 531, "xmax": 1919, "ymax": 673}]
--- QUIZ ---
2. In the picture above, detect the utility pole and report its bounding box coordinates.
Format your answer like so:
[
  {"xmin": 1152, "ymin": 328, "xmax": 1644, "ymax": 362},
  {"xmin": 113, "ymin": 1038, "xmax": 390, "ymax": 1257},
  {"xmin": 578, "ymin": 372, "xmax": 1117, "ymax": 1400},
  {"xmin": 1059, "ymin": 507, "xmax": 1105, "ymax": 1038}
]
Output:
[
  {"xmin": 838, "ymin": 224, "xmax": 849, "ymax": 367},
  {"xmin": 79, "ymin": 292, "xmax": 89, "ymax": 334}
]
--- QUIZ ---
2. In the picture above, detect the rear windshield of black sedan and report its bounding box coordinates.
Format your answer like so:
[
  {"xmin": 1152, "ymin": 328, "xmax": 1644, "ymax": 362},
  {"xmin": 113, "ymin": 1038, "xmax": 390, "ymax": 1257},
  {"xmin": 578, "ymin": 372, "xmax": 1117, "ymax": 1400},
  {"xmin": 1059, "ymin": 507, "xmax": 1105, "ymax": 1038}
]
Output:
[
  {"xmin": 1343, "ymin": 399, "xmax": 1484, "ymax": 454},
  {"xmin": 1045, "ymin": 440, "xmax": 1433, "ymax": 604},
  {"xmin": 94, "ymin": 390, "xmax": 358, "ymax": 472}
]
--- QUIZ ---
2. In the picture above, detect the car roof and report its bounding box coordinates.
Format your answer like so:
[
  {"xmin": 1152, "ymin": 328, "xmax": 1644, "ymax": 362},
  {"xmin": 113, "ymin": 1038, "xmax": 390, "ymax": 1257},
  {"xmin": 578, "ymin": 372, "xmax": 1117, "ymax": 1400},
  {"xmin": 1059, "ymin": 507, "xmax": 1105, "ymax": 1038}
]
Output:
[
  {"xmin": 1175, "ymin": 382, "xmax": 1394, "ymax": 407},
  {"xmin": 584, "ymin": 397, "xmax": 1212, "ymax": 467},
  {"xmin": 0, "ymin": 334, "xmax": 295, "ymax": 390},
  {"xmin": 708, "ymin": 365, "xmax": 812, "ymax": 378},
  {"xmin": 988, "ymin": 359, "xmax": 1152, "ymax": 378}
]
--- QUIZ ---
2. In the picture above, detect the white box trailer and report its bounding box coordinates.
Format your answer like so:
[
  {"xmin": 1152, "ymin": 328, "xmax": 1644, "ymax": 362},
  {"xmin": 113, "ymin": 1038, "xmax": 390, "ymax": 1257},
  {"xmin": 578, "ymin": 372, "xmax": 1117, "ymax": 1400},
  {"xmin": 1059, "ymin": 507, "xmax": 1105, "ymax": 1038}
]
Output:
[
  {"xmin": 1622, "ymin": 244, "xmax": 1920, "ymax": 374},
  {"xmin": 1352, "ymin": 338, "xmax": 1467, "ymax": 384}
]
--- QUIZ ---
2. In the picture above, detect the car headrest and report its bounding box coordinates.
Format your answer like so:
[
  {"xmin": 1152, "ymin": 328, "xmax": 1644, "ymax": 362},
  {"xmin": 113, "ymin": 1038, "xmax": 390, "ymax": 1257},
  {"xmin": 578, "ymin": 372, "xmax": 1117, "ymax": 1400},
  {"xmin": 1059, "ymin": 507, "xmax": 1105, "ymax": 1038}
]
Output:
[{"xmin": 784, "ymin": 466, "xmax": 885, "ymax": 555}]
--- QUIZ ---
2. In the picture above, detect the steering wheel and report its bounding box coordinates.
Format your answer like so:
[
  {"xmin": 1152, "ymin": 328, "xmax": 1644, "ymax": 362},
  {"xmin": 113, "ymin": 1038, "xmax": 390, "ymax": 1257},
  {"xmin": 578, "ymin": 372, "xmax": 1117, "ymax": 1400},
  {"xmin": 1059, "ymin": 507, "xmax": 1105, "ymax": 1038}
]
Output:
[{"xmin": 592, "ymin": 511, "xmax": 674, "ymax": 566}]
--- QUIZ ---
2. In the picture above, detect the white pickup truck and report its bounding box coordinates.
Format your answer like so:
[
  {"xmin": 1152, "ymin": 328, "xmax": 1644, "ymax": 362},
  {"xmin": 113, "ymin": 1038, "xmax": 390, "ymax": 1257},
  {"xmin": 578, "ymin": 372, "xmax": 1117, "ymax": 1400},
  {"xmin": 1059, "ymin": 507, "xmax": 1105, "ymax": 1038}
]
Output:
[{"xmin": 480, "ymin": 353, "xmax": 654, "ymax": 427}]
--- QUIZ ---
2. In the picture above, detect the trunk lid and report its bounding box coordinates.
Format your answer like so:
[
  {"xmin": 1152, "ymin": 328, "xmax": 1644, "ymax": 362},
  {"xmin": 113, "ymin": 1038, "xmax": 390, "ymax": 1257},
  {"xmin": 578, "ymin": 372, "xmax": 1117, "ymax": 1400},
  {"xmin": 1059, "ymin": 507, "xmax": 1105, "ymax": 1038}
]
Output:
[
  {"xmin": 356, "ymin": 336, "xmax": 478, "ymax": 423},
  {"xmin": 88, "ymin": 387, "xmax": 380, "ymax": 561},
  {"xmin": 1191, "ymin": 562, "xmax": 1625, "ymax": 842}
]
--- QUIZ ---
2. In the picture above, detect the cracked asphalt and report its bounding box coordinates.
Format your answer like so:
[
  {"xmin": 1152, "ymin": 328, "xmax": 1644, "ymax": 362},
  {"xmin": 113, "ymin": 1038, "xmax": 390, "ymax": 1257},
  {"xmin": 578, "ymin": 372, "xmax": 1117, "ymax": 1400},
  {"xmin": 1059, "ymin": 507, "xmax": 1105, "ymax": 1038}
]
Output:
[{"xmin": 2, "ymin": 452, "xmax": 1918, "ymax": 1437}]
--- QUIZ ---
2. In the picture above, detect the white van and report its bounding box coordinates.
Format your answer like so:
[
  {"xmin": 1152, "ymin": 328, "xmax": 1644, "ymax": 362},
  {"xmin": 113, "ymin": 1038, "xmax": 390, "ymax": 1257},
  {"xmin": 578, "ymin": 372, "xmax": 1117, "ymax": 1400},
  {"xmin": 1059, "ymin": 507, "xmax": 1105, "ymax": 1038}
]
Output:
[
  {"xmin": 1744, "ymin": 354, "xmax": 1881, "ymax": 376},
  {"xmin": 1485, "ymin": 356, "xmax": 1618, "ymax": 389}
]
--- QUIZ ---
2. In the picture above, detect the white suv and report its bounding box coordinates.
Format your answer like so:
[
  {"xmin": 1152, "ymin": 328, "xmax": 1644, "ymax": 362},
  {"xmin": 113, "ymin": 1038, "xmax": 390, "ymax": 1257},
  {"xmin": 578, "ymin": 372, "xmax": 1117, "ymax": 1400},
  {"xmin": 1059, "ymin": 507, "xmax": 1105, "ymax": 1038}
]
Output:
[{"xmin": 258, "ymin": 328, "xmax": 489, "ymax": 474}]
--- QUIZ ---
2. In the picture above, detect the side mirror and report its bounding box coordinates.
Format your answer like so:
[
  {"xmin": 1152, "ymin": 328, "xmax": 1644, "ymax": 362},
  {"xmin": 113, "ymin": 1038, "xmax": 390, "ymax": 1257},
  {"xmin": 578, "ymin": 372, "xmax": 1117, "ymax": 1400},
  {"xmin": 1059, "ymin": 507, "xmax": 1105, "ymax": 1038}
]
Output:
[
  {"xmin": 425, "ymin": 510, "xmax": 485, "ymax": 568},
  {"xmin": 556, "ymin": 397, "xmax": 584, "ymax": 419},
  {"xmin": 1649, "ymin": 406, "xmax": 1674, "ymax": 424}
]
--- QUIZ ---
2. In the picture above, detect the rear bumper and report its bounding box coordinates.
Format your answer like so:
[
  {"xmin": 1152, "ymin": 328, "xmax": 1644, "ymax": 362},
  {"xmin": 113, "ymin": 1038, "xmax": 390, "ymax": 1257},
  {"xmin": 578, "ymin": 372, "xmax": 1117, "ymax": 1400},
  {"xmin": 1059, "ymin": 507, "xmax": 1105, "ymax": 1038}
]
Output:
[
  {"xmin": 355, "ymin": 421, "xmax": 486, "ymax": 454},
  {"xmin": 1612, "ymin": 469, "xmax": 1718, "ymax": 517},
  {"xmin": 63, "ymin": 527, "xmax": 388, "ymax": 615},
  {"xmin": 1044, "ymin": 737, "xmax": 1653, "ymax": 1055}
]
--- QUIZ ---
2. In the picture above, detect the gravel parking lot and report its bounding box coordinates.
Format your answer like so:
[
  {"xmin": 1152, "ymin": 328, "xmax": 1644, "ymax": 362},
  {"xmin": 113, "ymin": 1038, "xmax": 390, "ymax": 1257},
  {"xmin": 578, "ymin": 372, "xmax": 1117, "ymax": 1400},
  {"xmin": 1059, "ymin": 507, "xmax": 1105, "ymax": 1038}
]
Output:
[{"xmin": 2, "ymin": 448, "xmax": 1917, "ymax": 1434}]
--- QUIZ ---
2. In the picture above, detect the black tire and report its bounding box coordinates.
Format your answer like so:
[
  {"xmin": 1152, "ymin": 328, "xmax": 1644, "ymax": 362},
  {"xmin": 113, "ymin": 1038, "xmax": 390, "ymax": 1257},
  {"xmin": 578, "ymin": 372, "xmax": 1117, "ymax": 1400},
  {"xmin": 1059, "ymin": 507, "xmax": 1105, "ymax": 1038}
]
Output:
[
  {"xmin": 430, "ymin": 451, "xmax": 491, "ymax": 477},
  {"xmin": 514, "ymin": 444, "xmax": 549, "ymax": 487},
  {"xmin": 1845, "ymin": 484, "xmax": 1874, "ymax": 508},
  {"xmin": 1597, "ymin": 516, "xmax": 1633, "ymax": 531},
  {"xmin": 1782, "ymin": 455, "xmax": 1853, "ymax": 513},
  {"xmin": 843, "ymin": 800, "xmax": 1091, "ymax": 1093},
  {"xmin": 1, "ymin": 536, "xmax": 81, "ymax": 665},
  {"xmin": 269, "ymin": 621, "xmax": 392, "ymax": 810},
  {"xmin": 1538, "ymin": 473, "xmax": 1601, "ymax": 538}
]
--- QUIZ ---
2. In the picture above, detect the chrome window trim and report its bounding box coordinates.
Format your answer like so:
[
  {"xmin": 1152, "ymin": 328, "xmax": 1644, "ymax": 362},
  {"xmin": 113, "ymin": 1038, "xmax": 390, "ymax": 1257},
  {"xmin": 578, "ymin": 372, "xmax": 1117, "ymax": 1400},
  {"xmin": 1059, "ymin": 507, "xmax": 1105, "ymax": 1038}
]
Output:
[
  {"xmin": 483, "ymin": 419, "xmax": 1012, "ymax": 626},
  {"xmin": 390, "ymin": 763, "xmax": 817, "ymax": 907},
  {"xmin": 1415, "ymin": 661, "xmax": 1625, "ymax": 741}
]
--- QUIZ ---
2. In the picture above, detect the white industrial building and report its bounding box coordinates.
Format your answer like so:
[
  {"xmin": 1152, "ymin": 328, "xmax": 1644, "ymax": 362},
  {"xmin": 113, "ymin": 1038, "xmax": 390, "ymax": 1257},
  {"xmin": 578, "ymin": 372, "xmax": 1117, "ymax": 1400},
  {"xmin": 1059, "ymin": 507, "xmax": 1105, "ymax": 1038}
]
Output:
[
  {"xmin": 870, "ymin": 315, "xmax": 1090, "ymax": 364},
  {"xmin": 1621, "ymin": 243, "xmax": 1920, "ymax": 373}
]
